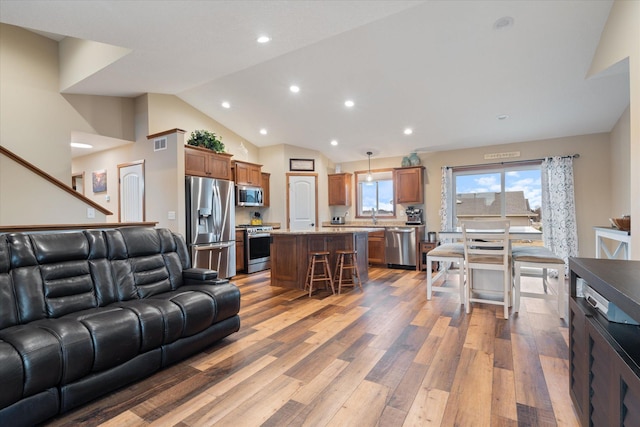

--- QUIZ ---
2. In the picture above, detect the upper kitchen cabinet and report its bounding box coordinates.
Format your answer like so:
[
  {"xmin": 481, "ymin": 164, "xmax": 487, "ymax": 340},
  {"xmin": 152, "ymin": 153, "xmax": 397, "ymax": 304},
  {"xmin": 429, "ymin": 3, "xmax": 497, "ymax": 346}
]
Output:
[
  {"xmin": 328, "ymin": 173, "xmax": 352, "ymax": 206},
  {"xmin": 185, "ymin": 145, "xmax": 232, "ymax": 180},
  {"xmin": 234, "ymin": 160, "xmax": 262, "ymax": 186},
  {"xmin": 394, "ymin": 166, "xmax": 424, "ymax": 205},
  {"xmin": 261, "ymin": 172, "xmax": 270, "ymax": 207}
]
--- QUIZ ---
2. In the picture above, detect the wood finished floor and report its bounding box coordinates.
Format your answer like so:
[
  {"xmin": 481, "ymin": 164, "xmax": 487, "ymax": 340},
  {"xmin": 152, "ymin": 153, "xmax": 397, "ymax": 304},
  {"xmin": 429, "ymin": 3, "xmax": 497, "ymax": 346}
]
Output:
[{"xmin": 46, "ymin": 267, "xmax": 579, "ymax": 427}]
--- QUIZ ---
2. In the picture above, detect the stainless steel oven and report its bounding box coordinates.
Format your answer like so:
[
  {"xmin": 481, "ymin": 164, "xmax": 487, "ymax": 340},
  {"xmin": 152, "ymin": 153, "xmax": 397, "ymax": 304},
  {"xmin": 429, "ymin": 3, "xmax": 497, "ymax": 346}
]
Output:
[{"xmin": 244, "ymin": 226, "xmax": 272, "ymax": 273}]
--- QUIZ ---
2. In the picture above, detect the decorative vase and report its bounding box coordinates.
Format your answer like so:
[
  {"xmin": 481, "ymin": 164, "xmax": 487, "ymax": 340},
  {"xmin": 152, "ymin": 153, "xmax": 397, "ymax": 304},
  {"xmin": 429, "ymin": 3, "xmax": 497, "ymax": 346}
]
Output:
[
  {"xmin": 401, "ymin": 156, "xmax": 410, "ymax": 167},
  {"xmin": 409, "ymin": 152, "xmax": 421, "ymax": 166}
]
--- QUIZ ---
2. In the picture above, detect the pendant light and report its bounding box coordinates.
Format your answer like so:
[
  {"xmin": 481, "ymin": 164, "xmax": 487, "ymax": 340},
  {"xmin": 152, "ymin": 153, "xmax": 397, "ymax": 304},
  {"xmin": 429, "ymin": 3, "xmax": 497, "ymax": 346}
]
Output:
[{"xmin": 366, "ymin": 151, "xmax": 373, "ymax": 182}]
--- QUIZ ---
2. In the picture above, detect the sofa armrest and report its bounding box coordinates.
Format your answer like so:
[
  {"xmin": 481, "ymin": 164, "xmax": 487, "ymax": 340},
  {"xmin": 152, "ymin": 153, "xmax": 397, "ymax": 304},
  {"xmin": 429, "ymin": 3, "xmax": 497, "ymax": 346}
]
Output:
[
  {"xmin": 183, "ymin": 268, "xmax": 218, "ymax": 281},
  {"xmin": 182, "ymin": 268, "xmax": 229, "ymax": 286}
]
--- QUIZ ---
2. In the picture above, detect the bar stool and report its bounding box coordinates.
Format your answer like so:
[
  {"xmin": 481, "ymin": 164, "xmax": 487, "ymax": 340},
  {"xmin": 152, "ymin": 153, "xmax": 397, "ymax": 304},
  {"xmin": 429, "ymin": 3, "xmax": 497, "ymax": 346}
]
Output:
[
  {"xmin": 304, "ymin": 251, "xmax": 335, "ymax": 297},
  {"xmin": 333, "ymin": 250, "xmax": 363, "ymax": 294}
]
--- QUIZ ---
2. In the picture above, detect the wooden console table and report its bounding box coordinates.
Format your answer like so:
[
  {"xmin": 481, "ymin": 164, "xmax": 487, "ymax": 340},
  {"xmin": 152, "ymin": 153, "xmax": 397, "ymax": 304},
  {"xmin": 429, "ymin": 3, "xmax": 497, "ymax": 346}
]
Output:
[
  {"xmin": 594, "ymin": 226, "xmax": 631, "ymax": 260},
  {"xmin": 569, "ymin": 258, "xmax": 640, "ymax": 426}
]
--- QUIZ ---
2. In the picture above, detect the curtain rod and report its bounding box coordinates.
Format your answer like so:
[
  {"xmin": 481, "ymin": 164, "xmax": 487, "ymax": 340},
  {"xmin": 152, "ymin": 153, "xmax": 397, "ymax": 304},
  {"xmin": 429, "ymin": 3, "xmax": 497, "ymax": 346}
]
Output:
[{"xmin": 445, "ymin": 153, "xmax": 579, "ymax": 170}]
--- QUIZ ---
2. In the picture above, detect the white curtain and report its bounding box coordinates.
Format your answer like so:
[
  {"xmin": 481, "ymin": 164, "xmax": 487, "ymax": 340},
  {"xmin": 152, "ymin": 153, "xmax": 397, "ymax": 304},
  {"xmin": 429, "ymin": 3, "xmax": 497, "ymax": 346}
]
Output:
[
  {"xmin": 541, "ymin": 156, "xmax": 578, "ymax": 275},
  {"xmin": 439, "ymin": 167, "xmax": 453, "ymax": 242}
]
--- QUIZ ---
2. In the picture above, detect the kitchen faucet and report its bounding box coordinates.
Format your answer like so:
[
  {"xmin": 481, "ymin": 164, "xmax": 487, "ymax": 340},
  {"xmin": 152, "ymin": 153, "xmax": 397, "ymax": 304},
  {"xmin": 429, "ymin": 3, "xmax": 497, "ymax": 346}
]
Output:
[{"xmin": 371, "ymin": 208, "xmax": 377, "ymax": 225}]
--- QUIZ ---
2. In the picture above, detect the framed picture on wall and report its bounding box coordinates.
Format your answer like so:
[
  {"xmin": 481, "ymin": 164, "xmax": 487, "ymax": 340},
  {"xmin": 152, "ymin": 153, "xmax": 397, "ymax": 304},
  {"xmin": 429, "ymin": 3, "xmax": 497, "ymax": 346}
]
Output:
[
  {"xmin": 92, "ymin": 169, "xmax": 107, "ymax": 193},
  {"xmin": 289, "ymin": 158, "xmax": 315, "ymax": 171}
]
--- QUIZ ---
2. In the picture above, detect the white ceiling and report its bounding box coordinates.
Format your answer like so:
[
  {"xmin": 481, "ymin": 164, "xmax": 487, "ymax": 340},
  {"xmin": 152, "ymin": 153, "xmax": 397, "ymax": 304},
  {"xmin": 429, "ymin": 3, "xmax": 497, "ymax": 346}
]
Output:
[{"xmin": 0, "ymin": 0, "xmax": 630, "ymax": 162}]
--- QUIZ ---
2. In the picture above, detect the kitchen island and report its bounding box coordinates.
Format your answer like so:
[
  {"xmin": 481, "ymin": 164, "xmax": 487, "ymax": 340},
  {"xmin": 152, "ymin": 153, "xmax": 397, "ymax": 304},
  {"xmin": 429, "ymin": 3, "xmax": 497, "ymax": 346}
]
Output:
[{"xmin": 270, "ymin": 227, "xmax": 375, "ymax": 290}]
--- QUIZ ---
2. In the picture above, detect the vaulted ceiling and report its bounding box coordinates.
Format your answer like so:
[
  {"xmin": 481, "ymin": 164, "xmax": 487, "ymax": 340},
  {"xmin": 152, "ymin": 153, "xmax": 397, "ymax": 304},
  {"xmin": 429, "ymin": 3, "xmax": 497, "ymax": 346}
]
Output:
[{"xmin": 0, "ymin": 0, "xmax": 630, "ymax": 162}]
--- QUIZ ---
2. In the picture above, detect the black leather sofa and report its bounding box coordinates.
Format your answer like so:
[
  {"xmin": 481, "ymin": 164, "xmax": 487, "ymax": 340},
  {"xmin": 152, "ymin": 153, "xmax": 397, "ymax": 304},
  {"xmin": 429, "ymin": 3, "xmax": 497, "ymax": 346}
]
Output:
[{"xmin": 0, "ymin": 227, "xmax": 241, "ymax": 426}]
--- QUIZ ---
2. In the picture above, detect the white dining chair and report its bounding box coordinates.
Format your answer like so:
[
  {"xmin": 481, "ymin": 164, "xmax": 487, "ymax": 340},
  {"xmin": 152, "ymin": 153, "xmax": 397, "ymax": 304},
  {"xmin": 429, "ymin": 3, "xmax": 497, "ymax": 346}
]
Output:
[
  {"xmin": 511, "ymin": 245, "xmax": 566, "ymax": 318},
  {"xmin": 462, "ymin": 219, "xmax": 511, "ymax": 319}
]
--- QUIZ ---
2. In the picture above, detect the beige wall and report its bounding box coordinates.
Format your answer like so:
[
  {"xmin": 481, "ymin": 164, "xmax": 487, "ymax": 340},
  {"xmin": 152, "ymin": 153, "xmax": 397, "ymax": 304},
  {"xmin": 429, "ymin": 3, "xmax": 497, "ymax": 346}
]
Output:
[
  {"xmin": 590, "ymin": 0, "xmax": 640, "ymax": 259},
  {"xmin": 610, "ymin": 105, "xmax": 631, "ymax": 216}
]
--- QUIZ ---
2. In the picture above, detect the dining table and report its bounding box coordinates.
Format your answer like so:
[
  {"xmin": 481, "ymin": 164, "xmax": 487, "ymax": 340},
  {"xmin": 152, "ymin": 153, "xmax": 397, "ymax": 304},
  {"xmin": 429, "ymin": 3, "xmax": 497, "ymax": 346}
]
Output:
[
  {"xmin": 438, "ymin": 225, "xmax": 543, "ymax": 241},
  {"xmin": 437, "ymin": 225, "xmax": 543, "ymax": 294}
]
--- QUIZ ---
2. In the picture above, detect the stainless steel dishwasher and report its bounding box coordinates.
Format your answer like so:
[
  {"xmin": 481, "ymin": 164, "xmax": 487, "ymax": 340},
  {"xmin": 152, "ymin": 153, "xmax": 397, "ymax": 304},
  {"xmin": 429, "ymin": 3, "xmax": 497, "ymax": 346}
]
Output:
[{"xmin": 385, "ymin": 227, "xmax": 417, "ymax": 268}]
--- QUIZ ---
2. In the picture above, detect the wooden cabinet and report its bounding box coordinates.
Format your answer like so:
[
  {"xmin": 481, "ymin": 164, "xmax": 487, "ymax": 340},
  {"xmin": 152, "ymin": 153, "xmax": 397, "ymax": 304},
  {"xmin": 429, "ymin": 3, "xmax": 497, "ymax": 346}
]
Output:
[
  {"xmin": 185, "ymin": 146, "xmax": 232, "ymax": 180},
  {"xmin": 328, "ymin": 173, "xmax": 352, "ymax": 206},
  {"xmin": 235, "ymin": 230, "xmax": 245, "ymax": 273},
  {"xmin": 261, "ymin": 172, "xmax": 270, "ymax": 207},
  {"xmin": 419, "ymin": 241, "xmax": 439, "ymax": 272},
  {"xmin": 394, "ymin": 166, "xmax": 424, "ymax": 204},
  {"xmin": 234, "ymin": 160, "xmax": 262, "ymax": 186},
  {"xmin": 368, "ymin": 229, "xmax": 386, "ymax": 265},
  {"xmin": 569, "ymin": 258, "xmax": 640, "ymax": 426}
]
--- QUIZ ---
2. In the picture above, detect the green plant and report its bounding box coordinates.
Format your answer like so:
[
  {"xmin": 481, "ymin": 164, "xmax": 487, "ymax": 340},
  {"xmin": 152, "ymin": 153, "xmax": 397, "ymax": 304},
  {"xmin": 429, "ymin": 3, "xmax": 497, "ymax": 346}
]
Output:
[{"xmin": 187, "ymin": 129, "xmax": 225, "ymax": 153}]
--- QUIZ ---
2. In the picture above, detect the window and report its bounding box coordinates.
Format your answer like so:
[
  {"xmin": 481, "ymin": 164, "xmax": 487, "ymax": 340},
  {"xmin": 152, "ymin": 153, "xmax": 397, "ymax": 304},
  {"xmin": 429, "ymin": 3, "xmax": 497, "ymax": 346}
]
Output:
[
  {"xmin": 356, "ymin": 170, "xmax": 395, "ymax": 218},
  {"xmin": 452, "ymin": 164, "xmax": 541, "ymax": 228}
]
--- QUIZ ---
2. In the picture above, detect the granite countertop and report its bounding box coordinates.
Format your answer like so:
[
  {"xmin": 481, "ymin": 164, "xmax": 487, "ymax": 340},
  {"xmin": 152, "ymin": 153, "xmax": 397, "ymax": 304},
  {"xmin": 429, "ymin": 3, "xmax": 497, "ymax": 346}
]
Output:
[{"xmin": 270, "ymin": 227, "xmax": 380, "ymax": 235}]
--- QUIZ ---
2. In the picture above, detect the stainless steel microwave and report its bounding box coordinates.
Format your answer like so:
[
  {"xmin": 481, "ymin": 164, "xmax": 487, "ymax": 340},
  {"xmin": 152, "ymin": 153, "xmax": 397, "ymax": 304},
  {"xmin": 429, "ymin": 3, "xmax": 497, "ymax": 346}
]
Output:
[{"xmin": 236, "ymin": 185, "xmax": 263, "ymax": 207}]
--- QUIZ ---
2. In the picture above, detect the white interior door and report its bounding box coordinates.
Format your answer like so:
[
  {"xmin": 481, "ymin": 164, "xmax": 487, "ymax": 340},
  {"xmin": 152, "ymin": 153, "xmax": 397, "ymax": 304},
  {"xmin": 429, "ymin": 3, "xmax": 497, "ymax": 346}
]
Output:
[
  {"xmin": 288, "ymin": 174, "xmax": 317, "ymax": 231},
  {"xmin": 118, "ymin": 161, "xmax": 145, "ymax": 222}
]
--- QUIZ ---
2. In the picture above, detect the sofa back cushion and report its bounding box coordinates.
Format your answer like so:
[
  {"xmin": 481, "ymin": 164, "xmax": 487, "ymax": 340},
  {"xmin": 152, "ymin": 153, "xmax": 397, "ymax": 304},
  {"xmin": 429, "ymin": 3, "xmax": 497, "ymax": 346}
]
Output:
[
  {"xmin": 0, "ymin": 236, "xmax": 20, "ymax": 329},
  {"xmin": 106, "ymin": 228, "xmax": 186, "ymax": 300}
]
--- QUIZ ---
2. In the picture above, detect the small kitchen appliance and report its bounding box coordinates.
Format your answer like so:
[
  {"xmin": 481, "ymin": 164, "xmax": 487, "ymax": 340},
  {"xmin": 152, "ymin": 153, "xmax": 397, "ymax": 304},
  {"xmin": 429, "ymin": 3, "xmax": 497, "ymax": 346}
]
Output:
[{"xmin": 405, "ymin": 206, "xmax": 423, "ymax": 225}]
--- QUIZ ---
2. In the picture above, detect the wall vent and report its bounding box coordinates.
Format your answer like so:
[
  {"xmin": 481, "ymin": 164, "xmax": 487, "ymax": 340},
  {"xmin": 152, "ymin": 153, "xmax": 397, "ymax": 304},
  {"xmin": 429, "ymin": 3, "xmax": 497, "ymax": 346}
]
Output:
[{"xmin": 154, "ymin": 137, "xmax": 167, "ymax": 151}]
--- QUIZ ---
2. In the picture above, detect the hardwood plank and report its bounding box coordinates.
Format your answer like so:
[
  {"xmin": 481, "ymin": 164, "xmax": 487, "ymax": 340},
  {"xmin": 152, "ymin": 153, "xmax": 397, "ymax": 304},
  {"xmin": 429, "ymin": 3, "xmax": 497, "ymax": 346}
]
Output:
[
  {"xmin": 386, "ymin": 361, "xmax": 430, "ymax": 412},
  {"xmin": 403, "ymin": 387, "xmax": 449, "ymax": 426},
  {"xmin": 290, "ymin": 346, "xmax": 385, "ymax": 426},
  {"xmin": 539, "ymin": 355, "xmax": 580, "ymax": 427},
  {"xmin": 511, "ymin": 333, "xmax": 555, "ymax": 412},
  {"xmin": 326, "ymin": 380, "xmax": 389, "ymax": 426},
  {"xmin": 441, "ymin": 348, "xmax": 494, "ymax": 426},
  {"xmin": 492, "ymin": 367, "xmax": 518, "ymax": 422}
]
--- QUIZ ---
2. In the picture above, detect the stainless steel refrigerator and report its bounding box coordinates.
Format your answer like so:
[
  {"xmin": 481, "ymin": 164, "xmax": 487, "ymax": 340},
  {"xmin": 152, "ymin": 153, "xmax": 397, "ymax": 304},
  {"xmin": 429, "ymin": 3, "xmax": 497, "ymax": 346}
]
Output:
[{"xmin": 185, "ymin": 176, "xmax": 236, "ymax": 278}]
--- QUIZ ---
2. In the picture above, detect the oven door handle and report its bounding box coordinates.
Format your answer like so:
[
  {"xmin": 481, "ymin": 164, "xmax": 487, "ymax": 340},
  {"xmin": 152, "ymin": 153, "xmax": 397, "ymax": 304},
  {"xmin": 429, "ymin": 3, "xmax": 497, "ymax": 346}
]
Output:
[{"xmin": 248, "ymin": 233, "xmax": 271, "ymax": 239}]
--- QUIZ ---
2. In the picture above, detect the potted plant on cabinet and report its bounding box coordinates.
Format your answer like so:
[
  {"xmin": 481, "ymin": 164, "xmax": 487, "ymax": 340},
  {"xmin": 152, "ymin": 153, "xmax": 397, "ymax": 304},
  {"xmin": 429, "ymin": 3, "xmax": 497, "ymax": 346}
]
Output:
[{"xmin": 186, "ymin": 129, "xmax": 225, "ymax": 153}]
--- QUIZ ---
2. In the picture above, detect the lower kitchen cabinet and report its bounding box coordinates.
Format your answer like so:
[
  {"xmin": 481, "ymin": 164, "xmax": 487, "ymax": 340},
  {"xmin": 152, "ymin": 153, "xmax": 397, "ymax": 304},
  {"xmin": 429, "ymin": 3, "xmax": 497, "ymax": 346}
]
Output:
[
  {"xmin": 368, "ymin": 229, "xmax": 385, "ymax": 266},
  {"xmin": 235, "ymin": 230, "xmax": 245, "ymax": 273},
  {"xmin": 569, "ymin": 258, "xmax": 640, "ymax": 426}
]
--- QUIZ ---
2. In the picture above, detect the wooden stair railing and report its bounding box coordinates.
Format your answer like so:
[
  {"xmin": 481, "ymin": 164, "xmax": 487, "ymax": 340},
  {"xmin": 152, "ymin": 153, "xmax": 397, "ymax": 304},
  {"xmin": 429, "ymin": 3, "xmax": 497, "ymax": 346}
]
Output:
[{"xmin": 0, "ymin": 144, "xmax": 113, "ymax": 216}]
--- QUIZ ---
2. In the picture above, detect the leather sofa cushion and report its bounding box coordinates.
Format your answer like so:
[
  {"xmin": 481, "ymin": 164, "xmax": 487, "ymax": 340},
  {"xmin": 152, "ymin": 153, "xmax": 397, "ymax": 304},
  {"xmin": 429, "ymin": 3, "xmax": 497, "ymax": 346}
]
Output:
[
  {"xmin": 0, "ymin": 340, "xmax": 23, "ymax": 409},
  {"xmin": 63, "ymin": 307, "xmax": 141, "ymax": 372},
  {"xmin": 183, "ymin": 268, "xmax": 218, "ymax": 281},
  {"xmin": 0, "ymin": 325, "xmax": 62, "ymax": 399},
  {"xmin": 181, "ymin": 283, "xmax": 241, "ymax": 323},
  {"xmin": 150, "ymin": 291, "xmax": 215, "ymax": 337}
]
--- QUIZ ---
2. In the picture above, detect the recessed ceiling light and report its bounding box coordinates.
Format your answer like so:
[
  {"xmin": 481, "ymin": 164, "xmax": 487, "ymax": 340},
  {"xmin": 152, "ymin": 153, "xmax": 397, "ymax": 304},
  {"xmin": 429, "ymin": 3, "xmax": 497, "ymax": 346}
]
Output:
[
  {"xmin": 344, "ymin": 100, "xmax": 355, "ymax": 108},
  {"xmin": 403, "ymin": 128, "xmax": 413, "ymax": 135},
  {"xmin": 257, "ymin": 35, "xmax": 271, "ymax": 44},
  {"xmin": 497, "ymin": 114, "xmax": 509, "ymax": 120},
  {"xmin": 259, "ymin": 128, "xmax": 268, "ymax": 135},
  {"xmin": 221, "ymin": 101, "xmax": 230, "ymax": 109},
  {"xmin": 493, "ymin": 16, "xmax": 514, "ymax": 31},
  {"xmin": 289, "ymin": 85, "xmax": 300, "ymax": 93},
  {"xmin": 70, "ymin": 142, "xmax": 92, "ymax": 149},
  {"xmin": 330, "ymin": 140, "xmax": 338, "ymax": 146}
]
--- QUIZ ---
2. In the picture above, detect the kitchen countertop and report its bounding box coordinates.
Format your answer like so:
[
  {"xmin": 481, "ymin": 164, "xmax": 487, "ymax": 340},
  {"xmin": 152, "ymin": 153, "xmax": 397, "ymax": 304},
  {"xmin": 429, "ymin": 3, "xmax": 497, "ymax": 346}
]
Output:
[
  {"xmin": 321, "ymin": 221, "xmax": 425, "ymax": 228},
  {"xmin": 270, "ymin": 227, "xmax": 379, "ymax": 235}
]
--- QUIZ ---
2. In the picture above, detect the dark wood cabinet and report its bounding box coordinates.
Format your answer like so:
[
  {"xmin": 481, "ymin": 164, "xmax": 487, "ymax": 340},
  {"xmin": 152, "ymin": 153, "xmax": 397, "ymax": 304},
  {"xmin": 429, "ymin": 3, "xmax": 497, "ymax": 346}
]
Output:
[
  {"xmin": 394, "ymin": 166, "xmax": 424, "ymax": 204},
  {"xmin": 234, "ymin": 160, "xmax": 262, "ymax": 186},
  {"xmin": 328, "ymin": 173, "xmax": 352, "ymax": 206},
  {"xmin": 368, "ymin": 229, "xmax": 385, "ymax": 265},
  {"xmin": 235, "ymin": 230, "xmax": 245, "ymax": 273},
  {"xmin": 185, "ymin": 146, "xmax": 232, "ymax": 180},
  {"xmin": 261, "ymin": 172, "xmax": 270, "ymax": 207},
  {"xmin": 419, "ymin": 241, "xmax": 439, "ymax": 272},
  {"xmin": 569, "ymin": 258, "xmax": 640, "ymax": 426}
]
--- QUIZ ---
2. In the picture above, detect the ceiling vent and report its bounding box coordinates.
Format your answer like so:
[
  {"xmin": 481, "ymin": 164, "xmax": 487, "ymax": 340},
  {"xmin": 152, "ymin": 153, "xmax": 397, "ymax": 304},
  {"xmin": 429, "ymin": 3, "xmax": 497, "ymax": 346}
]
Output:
[{"xmin": 154, "ymin": 137, "xmax": 167, "ymax": 151}]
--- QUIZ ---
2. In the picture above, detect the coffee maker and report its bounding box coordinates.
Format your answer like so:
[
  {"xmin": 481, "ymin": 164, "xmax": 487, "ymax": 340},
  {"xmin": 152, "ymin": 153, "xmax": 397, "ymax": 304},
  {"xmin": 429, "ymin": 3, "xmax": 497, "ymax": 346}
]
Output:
[{"xmin": 405, "ymin": 206, "xmax": 423, "ymax": 225}]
